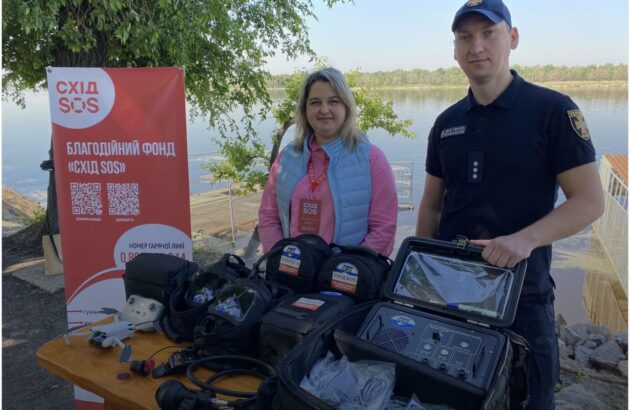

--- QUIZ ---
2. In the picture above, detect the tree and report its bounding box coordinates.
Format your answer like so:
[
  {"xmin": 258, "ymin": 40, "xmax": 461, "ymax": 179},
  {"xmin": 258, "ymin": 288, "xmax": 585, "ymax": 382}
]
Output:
[
  {"xmin": 2, "ymin": 0, "xmax": 348, "ymax": 249},
  {"xmin": 206, "ymin": 67, "xmax": 415, "ymax": 194},
  {"xmin": 3, "ymin": 0, "xmax": 348, "ymax": 123}
]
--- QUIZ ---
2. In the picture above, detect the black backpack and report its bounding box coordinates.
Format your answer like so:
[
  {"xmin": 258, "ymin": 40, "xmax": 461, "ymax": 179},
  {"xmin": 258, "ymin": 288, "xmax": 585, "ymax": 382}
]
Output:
[
  {"xmin": 160, "ymin": 253, "xmax": 251, "ymax": 342},
  {"xmin": 253, "ymin": 235, "xmax": 331, "ymax": 294},
  {"xmin": 193, "ymin": 278, "xmax": 292, "ymax": 358},
  {"xmin": 316, "ymin": 244, "xmax": 392, "ymax": 302}
]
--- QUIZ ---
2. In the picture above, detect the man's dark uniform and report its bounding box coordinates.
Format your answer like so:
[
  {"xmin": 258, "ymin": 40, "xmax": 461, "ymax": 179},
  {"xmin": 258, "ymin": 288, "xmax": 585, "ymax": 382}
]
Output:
[{"xmin": 425, "ymin": 70, "xmax": 596, "ymax": 408}]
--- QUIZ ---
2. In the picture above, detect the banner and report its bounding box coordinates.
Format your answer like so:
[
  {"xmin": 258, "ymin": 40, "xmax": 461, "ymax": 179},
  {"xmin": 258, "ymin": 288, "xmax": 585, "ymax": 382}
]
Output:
[{"xmin": 46, "ymin": 67, "xmax": 192, "ymax": 407}]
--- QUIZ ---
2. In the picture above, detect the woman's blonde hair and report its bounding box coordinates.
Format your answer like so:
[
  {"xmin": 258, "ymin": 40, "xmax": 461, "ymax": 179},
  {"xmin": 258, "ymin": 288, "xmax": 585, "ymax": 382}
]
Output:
[{"xmin": 294, "ymin": 67, "xmax": 364, "ymax": 151}]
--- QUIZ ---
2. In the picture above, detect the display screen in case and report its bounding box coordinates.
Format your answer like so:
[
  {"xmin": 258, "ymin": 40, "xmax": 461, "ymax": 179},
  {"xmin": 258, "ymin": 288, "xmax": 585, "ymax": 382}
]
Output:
[{"xmin": 393, "ymin": 251, "xmax": 515, "ymax": 321}]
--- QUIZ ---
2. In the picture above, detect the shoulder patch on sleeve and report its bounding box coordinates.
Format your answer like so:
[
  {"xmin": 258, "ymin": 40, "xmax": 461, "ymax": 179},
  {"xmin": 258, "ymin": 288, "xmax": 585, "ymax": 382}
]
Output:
[{"xmin": 567, "ymin": 109, "xmax": 591, "ymax": 141}]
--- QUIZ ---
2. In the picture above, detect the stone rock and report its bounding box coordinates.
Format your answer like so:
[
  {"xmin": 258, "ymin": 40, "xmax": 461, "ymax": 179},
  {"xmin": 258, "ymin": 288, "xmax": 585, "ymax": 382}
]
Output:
[
  {"xmin": 555, "ymin": 384, "xmax": 606, "ymax": 410},
  {"xmin": 556, "ymin": 313, "xmax": 567, "ymax": 332},
  {"xmin": 587, "ymin": 334, "xmax": 606, "ymax": 347},
  {"xmin": 590, "ymin": 341, "xmax": 625, "ymax": 371},
  {"xmin": 583, "ymin": 341, "xmax": 598, "ymax": 349},
  {"xmin": 561, "ymin": 325, "xmax": 586, "ymax": 347},
  {"xmin": 586, "ymin": 324, "xmax": 611, "ymax": 339},
  {"xmin": 614, "ymin": 333, "xmax": 628, "ymax": 353},
  {"xmin": 570, "ymin": 323, "xmax": 590, "ymax": 339},
  {"xmin": 560, "ymin": 355, "xmax": 580, "ymax": 371},
  {"xmin": 574, "ymin": 346, "xmax": 594, "ymax": 368},
  {"xmin": 617, "ymin": 360, "xmax": 627, "ymax": 378}
]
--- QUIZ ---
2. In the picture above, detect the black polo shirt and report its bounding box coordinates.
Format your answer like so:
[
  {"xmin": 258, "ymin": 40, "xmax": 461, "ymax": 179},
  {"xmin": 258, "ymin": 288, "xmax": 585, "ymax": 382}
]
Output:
[{"xmin": 426, "ymin": 70, "xmax": 596, "ymax": 301}]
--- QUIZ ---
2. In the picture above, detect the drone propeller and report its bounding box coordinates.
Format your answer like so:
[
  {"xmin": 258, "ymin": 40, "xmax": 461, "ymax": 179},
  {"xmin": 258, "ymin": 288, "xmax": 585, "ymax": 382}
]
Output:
[
  {"xmin": 119, "ymin": 345, "xmax": 132, "ymax": 363},
  {"xmin": 63, "ymin": 329, "xmax": 93, "ymax": 345}
]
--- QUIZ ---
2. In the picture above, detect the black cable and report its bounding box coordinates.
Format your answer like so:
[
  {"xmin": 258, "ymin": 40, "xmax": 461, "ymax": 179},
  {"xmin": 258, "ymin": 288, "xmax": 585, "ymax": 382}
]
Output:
[
  {"xmin": 204, "ymin": 368, "xmax": 267, "ymax": 390},
  {"xmin": 186, "ymin": 355, "xmax": 275, "ymax": 399},
  {"xmin": 147, "ymin": 345, "xmax": 185, "ymax": 361}
]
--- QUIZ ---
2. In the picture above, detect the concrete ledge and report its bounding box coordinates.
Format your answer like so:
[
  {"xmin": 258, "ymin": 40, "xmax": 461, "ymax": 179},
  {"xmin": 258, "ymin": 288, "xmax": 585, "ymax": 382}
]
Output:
[{"xmin": 4, "ymin": 257, "xmax": 65, "ymax": 294}]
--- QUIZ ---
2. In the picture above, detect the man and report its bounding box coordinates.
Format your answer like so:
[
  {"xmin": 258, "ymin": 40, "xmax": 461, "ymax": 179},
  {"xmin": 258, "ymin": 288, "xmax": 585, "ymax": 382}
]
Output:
[{"xmin": 415, "ymin": 0, "xmax": 604, "ymax": 408}]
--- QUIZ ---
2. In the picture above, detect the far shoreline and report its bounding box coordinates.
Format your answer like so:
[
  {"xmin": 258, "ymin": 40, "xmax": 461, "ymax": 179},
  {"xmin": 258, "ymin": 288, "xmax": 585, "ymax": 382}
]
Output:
[{"xmin": 268, "ymin": 80, "xmax": 628, "ymax": 91}]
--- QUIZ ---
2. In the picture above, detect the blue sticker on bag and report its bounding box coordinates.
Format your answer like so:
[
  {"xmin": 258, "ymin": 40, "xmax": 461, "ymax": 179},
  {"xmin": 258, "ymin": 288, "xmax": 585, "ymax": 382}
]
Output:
[
  {"xmin": 279, "ymin": 245, "xmax": 301, "ymax": 276},
  {"xmin": 320, "ymin": 291, "xmax": 343, "ymax": 297},
  {"xmin": 390, "ymin": 315, "xmax": 415, "ymax": 329}
]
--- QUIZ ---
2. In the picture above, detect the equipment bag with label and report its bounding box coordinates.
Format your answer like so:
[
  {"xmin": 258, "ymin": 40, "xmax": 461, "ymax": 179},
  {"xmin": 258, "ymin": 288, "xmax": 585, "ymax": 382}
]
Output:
[
  {"xmin": 160, "ymin": 253, "xmax": 250, "ymax": 342},
  {"xmin": 252, "ymin": 234, "xmax": 331, "ymax": 294},
  {"xmin": 193, "ymin": 278, "xmax": 293, "ymax": 358},
  {"xmin": 123, "ymin": 253, "xmax": 197, "ymax": 314},
  {"xmin": 259, "ymin": 291, "xmax": 355, "ymax": 367},
  {"xmin": 316, "ymin": 244, "xmax": 392, "ymax": 303}
]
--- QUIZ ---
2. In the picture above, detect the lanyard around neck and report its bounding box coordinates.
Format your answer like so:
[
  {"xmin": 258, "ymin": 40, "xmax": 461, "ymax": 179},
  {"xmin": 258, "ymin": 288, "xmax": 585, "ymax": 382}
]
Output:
[{"xmin": 307, "ymin": 154, "xmax": 329, "ymax": 193}]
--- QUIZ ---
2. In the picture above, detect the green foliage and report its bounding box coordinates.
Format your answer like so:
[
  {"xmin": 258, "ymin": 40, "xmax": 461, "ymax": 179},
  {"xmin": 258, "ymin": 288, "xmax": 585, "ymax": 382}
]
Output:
[
  {"xmin": 27, "ymin": 207, "xmax": 47, "ymax": 226},
  {"xmin": 3, "ymin": 0, "xmax": 348, "ymax": 123},
  {"xmin": 276, "ymin": 64, "xmax": 627, "ymax": 89},
  {"xmin": 204, "ymin": 134, "xmax": 269, "ymax": 195},
  {"xmin": 206, "ymin": 66, "xmax": 415, "ymax": 193}
]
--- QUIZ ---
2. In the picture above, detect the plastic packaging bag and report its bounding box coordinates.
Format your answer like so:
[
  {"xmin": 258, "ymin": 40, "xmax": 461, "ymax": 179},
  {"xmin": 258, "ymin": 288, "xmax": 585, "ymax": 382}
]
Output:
[{"xmin": 300, "ymin": 351, "xmax": 395, "ymax": 409}]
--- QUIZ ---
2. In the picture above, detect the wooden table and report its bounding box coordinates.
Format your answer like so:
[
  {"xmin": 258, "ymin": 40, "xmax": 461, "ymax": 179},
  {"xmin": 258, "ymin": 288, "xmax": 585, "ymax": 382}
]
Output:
[{"xmin": 36, "ymin": 320, "xmax": 261, "ymax": 410}]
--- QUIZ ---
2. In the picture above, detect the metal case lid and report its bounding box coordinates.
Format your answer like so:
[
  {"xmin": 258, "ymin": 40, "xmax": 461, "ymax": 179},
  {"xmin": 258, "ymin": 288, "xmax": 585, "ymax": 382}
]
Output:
[{"xmin": 383, "ymin": 236, "xmax": 527, "ymax": 328}]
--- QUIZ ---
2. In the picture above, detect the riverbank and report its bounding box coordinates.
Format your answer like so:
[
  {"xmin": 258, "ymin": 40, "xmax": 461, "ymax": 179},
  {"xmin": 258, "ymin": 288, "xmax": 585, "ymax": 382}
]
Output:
[{"xmin": 268, "ymin": 80, "xmax": 628, "ymax": 92}]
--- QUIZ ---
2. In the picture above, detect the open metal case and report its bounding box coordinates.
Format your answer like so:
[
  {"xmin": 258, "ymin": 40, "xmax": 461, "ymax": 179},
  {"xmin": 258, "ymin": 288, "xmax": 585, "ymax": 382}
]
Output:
[
  {"xmin": 275, "ymin": 236, "xmax": 528, "ymax": 410},
  {"xmin": 384, "ymin": 236, "xmax": 525, "ymax": 327}
]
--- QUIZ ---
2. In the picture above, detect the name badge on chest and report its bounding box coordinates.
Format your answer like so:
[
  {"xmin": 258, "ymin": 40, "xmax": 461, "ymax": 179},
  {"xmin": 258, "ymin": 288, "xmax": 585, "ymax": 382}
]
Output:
[{"xmin": 298, "ymin": 198, "xmax": 322, "ymax": 234}]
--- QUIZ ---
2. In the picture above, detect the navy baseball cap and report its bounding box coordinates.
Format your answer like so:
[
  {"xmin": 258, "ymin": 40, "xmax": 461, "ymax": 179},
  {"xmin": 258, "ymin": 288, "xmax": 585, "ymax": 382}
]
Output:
[{"xmin": 452, "ymin": 0, "xmax": 512, "ymax": 31}]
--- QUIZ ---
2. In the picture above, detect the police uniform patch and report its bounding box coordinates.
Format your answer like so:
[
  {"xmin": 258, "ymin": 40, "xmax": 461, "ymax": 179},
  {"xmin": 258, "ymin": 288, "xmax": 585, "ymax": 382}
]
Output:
[
  {"xmin": 567, "ymin": 109, "xmax": 590, "ymax": 141},
  {"xmin": 441, "ymin": 125, "xmax": 466, "ymax": 139},
  {"xmin": 467, "ymin": 0, "xmax": 483, "ymax": 6}
]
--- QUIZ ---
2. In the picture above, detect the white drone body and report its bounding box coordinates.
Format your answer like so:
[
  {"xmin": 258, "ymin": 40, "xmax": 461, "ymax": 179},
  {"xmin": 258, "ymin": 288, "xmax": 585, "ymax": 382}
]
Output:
[
  {"xmin": 64, "ymin": 321, "xmax": 136, "ymax": 363},
  {"xmin": 62, "ymin": 296, "xmax": 164, "ymax": 363}
]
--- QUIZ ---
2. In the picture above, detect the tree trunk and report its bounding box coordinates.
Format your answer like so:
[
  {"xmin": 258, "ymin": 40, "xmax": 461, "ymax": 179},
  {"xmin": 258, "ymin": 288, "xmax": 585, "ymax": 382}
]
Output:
[{"xmin": 268, "ymin": 119, "xmax": 294, "ymax": 169}]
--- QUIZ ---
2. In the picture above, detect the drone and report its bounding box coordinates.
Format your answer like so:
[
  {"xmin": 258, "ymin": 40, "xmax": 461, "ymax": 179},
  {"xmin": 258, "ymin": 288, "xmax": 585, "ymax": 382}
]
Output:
[
  {"xmin": 64, "ymin": 320, "xmax": 136, "ymax": 363},
  {"xmin": 63, "ymin": 295, "xmax": 165, "ymax": 363}
]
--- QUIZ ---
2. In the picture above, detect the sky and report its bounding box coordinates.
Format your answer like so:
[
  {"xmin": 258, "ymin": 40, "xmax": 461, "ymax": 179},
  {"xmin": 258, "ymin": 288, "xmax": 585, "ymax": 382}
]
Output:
[{"xmin": 264, "ymin": 0, "xmax": 629, "ymax": 74}]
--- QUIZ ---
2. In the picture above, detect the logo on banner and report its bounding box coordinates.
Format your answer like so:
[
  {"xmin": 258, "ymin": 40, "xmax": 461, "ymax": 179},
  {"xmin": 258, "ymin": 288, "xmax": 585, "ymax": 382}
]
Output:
[{"xmin": 48, "ymin": 68, "xmax": 115, "ymax": 129}]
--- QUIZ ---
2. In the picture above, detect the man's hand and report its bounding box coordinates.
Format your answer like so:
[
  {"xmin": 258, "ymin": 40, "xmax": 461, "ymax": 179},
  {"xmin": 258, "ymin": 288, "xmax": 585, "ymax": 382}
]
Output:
[{"xmin": 470, "ymin": 232, "xmax": 536, "ymax": 268}]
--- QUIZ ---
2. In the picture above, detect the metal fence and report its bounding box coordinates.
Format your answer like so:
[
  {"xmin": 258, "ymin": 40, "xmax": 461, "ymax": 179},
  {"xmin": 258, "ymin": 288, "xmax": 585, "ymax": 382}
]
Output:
[
  {"xmin": 392, "ymin": 161, "xmax": 414, "ymax": 210},
  {"xmin": 583, "ymin": 270, "xmax": 628, "ymax": 333},
  {"xmin": 191, "ymin": 161, "xmax": 415, "ymax": 253},
  {"xmin": 592, "ymin": 156, "xmax": 628, "ymax": 294}
]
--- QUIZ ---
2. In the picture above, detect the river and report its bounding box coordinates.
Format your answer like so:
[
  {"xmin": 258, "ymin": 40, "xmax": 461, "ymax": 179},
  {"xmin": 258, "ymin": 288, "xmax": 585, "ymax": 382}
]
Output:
[{"xmin": 3, "ymin": 84, "xmax": 628, "ymax": 329}]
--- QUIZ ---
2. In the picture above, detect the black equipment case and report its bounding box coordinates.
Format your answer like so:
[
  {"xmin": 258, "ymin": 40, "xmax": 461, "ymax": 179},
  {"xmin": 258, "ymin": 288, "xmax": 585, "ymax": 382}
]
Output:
[
  {"xmin": 275, "ymin": 237, "xmax": 530, "ymax": 410},
  {"xmin": 259, "ymin": 291, "xmax": 355, "ymax": 367}
]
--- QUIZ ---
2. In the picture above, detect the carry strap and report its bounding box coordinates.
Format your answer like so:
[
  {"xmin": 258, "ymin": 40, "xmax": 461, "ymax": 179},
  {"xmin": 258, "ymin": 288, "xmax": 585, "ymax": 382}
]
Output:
[{"xmin": 330, "ymin": 243, "xmax": 393, "ymax": 267}]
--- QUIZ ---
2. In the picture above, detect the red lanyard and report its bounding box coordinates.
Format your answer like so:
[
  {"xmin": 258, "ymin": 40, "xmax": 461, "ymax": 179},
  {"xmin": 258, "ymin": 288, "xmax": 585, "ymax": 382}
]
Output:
[{"xmin": 307, "ymin": 155, "xmax": 328, "ymax": 194}]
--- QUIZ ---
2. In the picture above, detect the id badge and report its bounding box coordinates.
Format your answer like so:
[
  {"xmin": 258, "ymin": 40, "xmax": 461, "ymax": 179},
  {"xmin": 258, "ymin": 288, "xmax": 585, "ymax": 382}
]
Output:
[{"xmin": 297, "ymin": 198, "xmax": 321, "ymax": 234}]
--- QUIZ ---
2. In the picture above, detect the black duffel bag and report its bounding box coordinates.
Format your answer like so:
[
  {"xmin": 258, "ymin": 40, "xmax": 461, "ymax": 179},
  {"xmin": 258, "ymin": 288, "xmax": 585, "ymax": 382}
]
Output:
[
  {"xmin": 123, "ymin": 253, "xmax": 197, "ymax": 314},
  {"xmin": 316, "ymin": 244, "xmax": 392, "ymax": 302},
  {"xmin": 253, "ymin": 235, "xmax": 330, "ymax": 294}
]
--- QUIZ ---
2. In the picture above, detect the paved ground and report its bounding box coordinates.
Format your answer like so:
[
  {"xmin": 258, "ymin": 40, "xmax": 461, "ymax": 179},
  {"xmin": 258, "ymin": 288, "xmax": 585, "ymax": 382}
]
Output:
[{"xmin": 2, "ymin": 265, "xmax": 74, "ymax": 409}]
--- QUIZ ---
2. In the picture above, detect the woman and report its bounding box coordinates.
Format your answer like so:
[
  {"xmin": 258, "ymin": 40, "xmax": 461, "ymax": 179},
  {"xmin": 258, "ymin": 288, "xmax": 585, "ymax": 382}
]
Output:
[{"xmin": 258, "ymin": 67, "xmax": 397, "ymax": 256}]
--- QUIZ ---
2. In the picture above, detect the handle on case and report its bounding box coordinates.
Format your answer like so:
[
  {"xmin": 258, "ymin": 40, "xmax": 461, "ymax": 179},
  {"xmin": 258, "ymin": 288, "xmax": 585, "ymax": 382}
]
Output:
[
  {"xmin": 454, "ymin": 235, "xmax": 485, "ymax": 254},
  {"xmin": 221, "ymin": 253, "xmax": 246, "ymax": 267},
  {"xmin": 251, "ymin": 246, "xmax": 283, "ymax": 278}
]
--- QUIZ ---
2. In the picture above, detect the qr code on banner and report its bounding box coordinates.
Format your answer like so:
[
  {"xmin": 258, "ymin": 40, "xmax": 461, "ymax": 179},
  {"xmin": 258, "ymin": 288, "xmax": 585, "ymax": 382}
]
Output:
[
  {"xmin": 107, "ymin": 183, "xmax": 140, "ymax": 216},
  {"xmin": 70, "ymin": 183, "xmax": 103, "ymax": 215}
]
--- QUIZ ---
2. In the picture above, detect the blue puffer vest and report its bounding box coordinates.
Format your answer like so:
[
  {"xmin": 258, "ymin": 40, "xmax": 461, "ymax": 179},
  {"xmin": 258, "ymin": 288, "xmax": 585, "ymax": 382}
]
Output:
[{"xmin": 275, "ymin": 136, "xmax": 371, "ymax": 245}]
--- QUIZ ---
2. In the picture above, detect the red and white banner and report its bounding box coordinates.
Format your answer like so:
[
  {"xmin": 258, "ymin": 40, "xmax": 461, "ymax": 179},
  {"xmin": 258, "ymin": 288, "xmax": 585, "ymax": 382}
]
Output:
[{"xmin": 46, "ymin": 67, "xmax": 192, "ymax": 407}]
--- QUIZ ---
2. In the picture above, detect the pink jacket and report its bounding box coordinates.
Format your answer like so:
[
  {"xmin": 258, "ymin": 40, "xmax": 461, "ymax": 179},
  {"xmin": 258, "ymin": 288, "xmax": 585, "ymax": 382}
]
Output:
[{"xmin": 258, "ymin": 138, "xmax": 397, "ymax": 256}]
